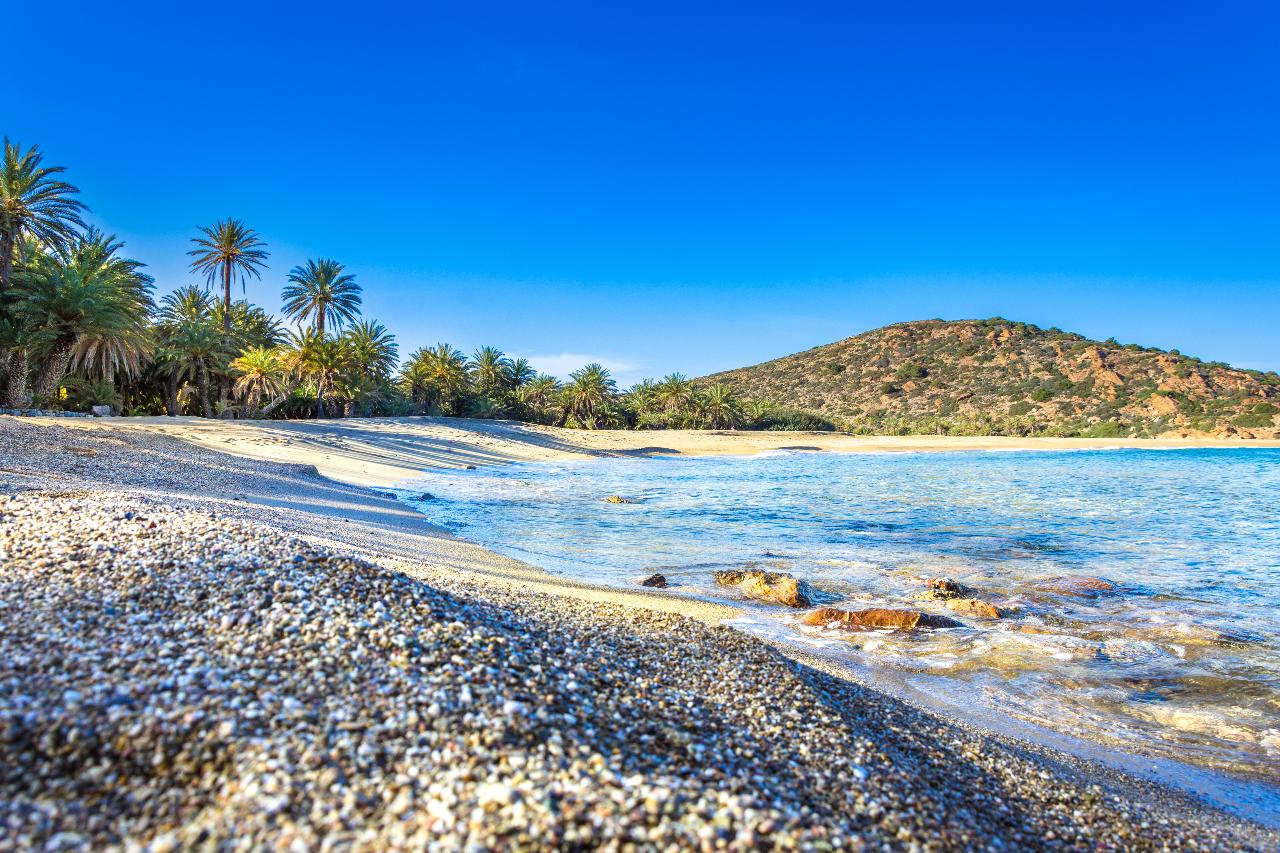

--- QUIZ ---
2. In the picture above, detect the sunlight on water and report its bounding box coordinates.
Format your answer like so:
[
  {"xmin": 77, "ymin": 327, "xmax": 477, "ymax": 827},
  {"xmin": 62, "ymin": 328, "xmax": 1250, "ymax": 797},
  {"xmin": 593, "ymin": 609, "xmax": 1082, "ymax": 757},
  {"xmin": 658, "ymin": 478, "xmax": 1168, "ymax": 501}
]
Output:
[{"xmin": 399, "ymin": 448, "xmax": 1280, "ymax": 781}]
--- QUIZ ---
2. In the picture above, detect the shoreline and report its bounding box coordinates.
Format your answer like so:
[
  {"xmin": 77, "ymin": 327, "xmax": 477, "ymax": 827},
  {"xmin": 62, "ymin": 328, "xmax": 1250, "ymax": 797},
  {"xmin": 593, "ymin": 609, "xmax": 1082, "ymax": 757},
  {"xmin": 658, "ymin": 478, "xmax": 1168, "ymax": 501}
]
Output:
[
  {"xmin": 3, "ymin": 414, "xmax": 1278, "ymax": 846},
  {"xmin": 42, "ymin": 414, "xmax": 1280, "ymax": 489}
]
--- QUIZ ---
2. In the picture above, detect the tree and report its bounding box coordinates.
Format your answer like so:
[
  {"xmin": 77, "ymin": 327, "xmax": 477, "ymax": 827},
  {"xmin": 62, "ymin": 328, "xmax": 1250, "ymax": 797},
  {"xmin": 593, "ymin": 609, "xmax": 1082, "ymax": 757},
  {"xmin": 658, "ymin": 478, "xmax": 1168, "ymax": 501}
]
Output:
[
  {"xmin": 562, "ymin": 363, "xmax": 617, "ymax": 429},
  {"xmin": 399, "ymin": 343, "xmax": 469, "ymax": 413},
  {"xmin": 656, "ymin": 373, "xmax": 695, "ymax": 414},
  {"xmin": 469, "ymin": 346, "xmax": 512, "ymax": 396},
  {"xmin": 157, "ymin": 320, "xmax": 223, "ymax": 417},
  {"xmin": 518, "ymin": 373, "xmax": 561, "ymax": 421},
  {"xmin": 342, "ymin": 320, "xmax": 398, "ymax": 382},
  {"xmin": 10, "ymin": 240, "xmax": 150, "ymax": 401},
  {"xmin": 281, "ymin": 258, "xmax": 361, "ymax": 335},
  {"xmin": 699, "ymin": 384, "xmax": 742, "ymax": 429},
  {"xmin": 508, "ymin": 357, "xmax": 536, "ymax": 388},
  {"xmin": 231, "ymin": 346, "xmax": 288, "ymax": 414},
  {"xmin": 62, "ymin": 228, "xmax": 155, "ymax": 385},
  {"xmin": 187, "ymin": 219, "xmax": 269, "ymax": 336},
  {"xmin": 0, "ymin": 139, "xmax": 88, "ymax": 294},
  {"xmin": 288, "ymin": 329, "xmax": 347, "ymax": 418}
]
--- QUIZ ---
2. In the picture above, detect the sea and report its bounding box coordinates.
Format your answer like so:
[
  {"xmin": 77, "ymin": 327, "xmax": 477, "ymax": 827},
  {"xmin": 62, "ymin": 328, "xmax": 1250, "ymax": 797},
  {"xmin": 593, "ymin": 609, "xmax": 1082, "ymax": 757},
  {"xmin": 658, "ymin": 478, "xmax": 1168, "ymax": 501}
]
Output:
[{"xmin": 395, "ymin": 447, "xmax": 1280, "ymax": 813}]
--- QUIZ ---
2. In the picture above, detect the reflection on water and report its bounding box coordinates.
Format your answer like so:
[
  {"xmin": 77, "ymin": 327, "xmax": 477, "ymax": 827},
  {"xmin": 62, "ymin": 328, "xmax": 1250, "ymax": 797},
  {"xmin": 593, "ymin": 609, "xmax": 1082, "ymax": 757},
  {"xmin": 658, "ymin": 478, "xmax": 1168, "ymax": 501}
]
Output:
[{"xmin": 399, "ymin": 448, "xmax": 1280, "ymax": 782}]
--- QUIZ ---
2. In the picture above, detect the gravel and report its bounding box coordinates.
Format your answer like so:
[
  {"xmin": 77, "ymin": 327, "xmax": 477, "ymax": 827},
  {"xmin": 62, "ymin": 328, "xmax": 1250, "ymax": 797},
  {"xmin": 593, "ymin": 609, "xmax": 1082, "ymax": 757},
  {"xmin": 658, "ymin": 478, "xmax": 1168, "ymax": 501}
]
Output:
[{"xmin": 1, "ymin": 415, "xmax": 1276, "ymax": 851}]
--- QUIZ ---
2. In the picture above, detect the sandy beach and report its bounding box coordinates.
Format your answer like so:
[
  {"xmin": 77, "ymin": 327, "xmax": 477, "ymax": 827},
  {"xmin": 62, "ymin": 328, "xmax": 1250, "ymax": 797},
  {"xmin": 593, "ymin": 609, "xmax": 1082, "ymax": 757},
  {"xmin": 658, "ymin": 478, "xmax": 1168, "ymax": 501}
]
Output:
[
  {"xmin": 2, "ymin": 414, "xmax": 1277, "ymax": 849},
  {"xmin": 45, "ymin": 414, "xmax": 1280, "ymax": 488}
]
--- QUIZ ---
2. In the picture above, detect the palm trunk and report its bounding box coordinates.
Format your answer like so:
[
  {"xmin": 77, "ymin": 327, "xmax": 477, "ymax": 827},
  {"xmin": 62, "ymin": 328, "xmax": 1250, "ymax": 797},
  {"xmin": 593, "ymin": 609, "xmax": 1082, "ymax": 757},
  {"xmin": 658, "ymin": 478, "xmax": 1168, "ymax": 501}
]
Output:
[
  {"xmin": 163, "ymin": 373, "xmax": 180, "ymax": 416},
  {"xmin": 196, "ymin": 362, "xmax": 213, "ymax": 418},
  {"xmin": 260, "ymin": 389, "xmax": 292, "ymax": 418},
  {"xmin": 4, "ymin": 349, "xmax": 31, "ymax": 408},
  {"xmin": 219, "ymin": 262, "xmax": 233, "ymax": 406},
  {"xmin": 317, "ymin": 312, "xmax": 324, "ymax": 337},
  {"xmin": 315, "ymin": 378, "xmax": 325, "ymax": 419},
  {"xmin": 0, "ymin": 231, "xmax": 15, "ymax": 294},
  {"xmin": 33, "ymin": 343, "xmax": 73, "ymax": 402}
]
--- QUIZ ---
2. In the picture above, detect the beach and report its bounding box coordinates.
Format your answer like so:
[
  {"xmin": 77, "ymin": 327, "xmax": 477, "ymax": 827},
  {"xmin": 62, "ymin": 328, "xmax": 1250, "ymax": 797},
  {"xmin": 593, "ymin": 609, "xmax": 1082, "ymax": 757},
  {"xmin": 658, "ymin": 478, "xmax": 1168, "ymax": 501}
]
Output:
[{"xmin": 2, "ymin": 414, "xmax": 1278, "ymax": 850}]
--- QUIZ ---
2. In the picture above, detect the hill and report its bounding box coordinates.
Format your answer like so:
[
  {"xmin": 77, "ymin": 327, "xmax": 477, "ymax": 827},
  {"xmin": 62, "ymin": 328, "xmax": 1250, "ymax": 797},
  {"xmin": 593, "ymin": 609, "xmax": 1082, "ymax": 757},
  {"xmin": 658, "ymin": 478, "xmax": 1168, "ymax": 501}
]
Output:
[{"xmin": 703, "ymin": 318, "xmax": 1280, "ymax": 438}]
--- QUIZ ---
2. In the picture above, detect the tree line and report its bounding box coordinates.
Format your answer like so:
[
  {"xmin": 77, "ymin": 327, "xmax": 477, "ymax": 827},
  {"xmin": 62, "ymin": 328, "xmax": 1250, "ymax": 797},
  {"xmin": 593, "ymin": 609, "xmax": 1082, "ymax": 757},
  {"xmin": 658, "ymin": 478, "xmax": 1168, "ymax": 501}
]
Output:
[{"xmin": 0, "ymin": 138, "xmax": 835, "ymax": 431}]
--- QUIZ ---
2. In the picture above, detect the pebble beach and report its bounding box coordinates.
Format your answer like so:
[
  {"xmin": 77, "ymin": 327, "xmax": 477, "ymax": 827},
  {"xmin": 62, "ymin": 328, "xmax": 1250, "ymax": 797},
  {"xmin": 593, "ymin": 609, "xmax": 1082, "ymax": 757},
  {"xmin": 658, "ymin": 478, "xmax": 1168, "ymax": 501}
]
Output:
[{"xmin": 1, "ymin": 416, "xmax": 1277, "ymax": 850}]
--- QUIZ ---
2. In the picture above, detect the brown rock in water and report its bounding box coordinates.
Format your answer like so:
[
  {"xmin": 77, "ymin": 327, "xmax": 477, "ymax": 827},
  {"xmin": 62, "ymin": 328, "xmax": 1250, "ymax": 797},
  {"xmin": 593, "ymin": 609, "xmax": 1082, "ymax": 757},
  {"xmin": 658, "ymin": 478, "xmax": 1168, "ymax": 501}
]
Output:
[
  {"xmin": 1039, "ymin": 575, "xmax": 1116, "ymax": 597},
  {"xmin": 715, "ymin": 570, "xmax": 816, "ymax": 608},
  {"xmin": 919, "ymin": 577, "xmax": 978, "ymax": 601},
  {"xmin": 945, "ymin": 598, "xmax": 1001, "ymax": 619},
  {"xmin": 640, "ymin": 573, "xmax": 668, "ymax": 588},
  {"xmin": 603, "ymin": 495, "xmax": 635, "ymax": 504},
  {"xmin": 803, "ymin": 607, "xmax": 963, "ymax": 631}
]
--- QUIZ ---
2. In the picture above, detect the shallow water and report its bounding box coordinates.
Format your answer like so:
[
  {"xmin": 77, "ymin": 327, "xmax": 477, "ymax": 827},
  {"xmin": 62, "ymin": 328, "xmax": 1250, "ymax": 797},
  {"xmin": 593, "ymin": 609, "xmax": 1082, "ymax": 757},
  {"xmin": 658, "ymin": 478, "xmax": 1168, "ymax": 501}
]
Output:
[{"xmin": 398, "ymin": 448, "xmax": 1280, "ymax": 783}]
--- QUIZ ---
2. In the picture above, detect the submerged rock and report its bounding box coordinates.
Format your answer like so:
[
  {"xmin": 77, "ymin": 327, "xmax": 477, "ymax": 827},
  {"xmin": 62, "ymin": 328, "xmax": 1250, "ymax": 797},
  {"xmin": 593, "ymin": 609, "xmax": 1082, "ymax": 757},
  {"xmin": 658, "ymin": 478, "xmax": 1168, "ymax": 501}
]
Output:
[
  {"xmin": 803, "ymin": 607, "xmax": 963, "ymax": 631},
  {"xmin": 916, "ymin": 577, "xmax": 979, "ymax": 602},
  {"xmin": 1039, "ymin": 575, "xmax": 1117, "ymax": 597},
  {"xmin": 714, "ymin": 569, "xmax": 816, "ymax": 608},
  {"xmin": 603, "ymin": 495, "xmax": 635, "ymax": 504},
  {"xmin": 945, "ymin": 598, "xmax": 1002, "ymax": 619},
  {"xmin": 640, "ymin": 573, "xmax": 669, "ymax": 588}
]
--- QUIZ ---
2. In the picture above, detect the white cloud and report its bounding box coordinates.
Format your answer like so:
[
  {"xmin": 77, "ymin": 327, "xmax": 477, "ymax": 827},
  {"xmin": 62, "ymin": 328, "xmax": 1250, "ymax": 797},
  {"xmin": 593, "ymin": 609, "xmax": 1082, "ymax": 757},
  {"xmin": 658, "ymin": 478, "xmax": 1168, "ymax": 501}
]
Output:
[{"xmin": 526, "ymin": 353, "xmax": 646, "ymax": 388}]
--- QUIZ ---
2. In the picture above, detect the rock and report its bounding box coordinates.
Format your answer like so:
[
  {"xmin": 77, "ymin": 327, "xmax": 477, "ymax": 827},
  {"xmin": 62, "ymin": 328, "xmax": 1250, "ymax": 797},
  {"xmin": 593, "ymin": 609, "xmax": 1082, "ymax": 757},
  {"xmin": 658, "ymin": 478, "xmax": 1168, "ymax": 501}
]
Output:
[
  {"xmin": 945, "ymin": 598, "xmax": 1001, "ymax": 619},
  {"xmin": 714, "ymin": 570, "xmax": 816, "ymax": 608},
  {"xmin": 416, "ymin": 493, "xmax": 436, "ymax": 501},
  {"xmin": 1039, "ymin": 576, "xmax": 1117, "ymax": 597},
  {"xmin": 803, "ymin": 607, "xmax": 963, "ymax": 631},
  {"xmin": 464, "ymin": 464, "xmax": 477, "ymax": 470},
  {"xmin": 603, "ymin": 495, "xmax": 635, "ymax": 504},
  {"xmin": 90, "ymin": 405, "xmax": 113, "ymax": 417},
  {"xmin": 917, "ymin": 577, "xmax": 977, "ymax": 601},
  {"xmin": 640, "ymin": 573, "xmax": 668, "ymax": 588}
]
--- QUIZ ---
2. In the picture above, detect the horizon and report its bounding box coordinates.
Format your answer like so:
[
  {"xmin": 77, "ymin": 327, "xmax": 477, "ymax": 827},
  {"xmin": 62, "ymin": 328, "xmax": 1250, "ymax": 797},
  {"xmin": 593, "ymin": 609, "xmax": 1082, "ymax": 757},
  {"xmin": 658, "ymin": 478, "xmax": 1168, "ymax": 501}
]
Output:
[{"xmin": 9, "ymin": 2, "xmax": 1279, "ymax": 385}]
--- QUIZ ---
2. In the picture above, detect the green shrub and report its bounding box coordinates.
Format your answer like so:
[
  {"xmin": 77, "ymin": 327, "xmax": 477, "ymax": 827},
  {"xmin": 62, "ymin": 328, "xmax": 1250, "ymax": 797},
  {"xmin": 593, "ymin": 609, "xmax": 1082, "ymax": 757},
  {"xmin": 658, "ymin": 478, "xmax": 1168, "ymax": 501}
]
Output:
[
  {"xmin": 894, "ymin": 363, "xmax": 928, "ymax": 381},
  {"xmin": 1232, "ymin": 412, "xmax": 1275, "ymax": 429},
  {"xmin": 1029, "ymin": 386, "xmax": 1052, "ymax": 402},
  {"xmin": 1084, "ymin": 420, "xmax": 1127, "ymax": 438}
]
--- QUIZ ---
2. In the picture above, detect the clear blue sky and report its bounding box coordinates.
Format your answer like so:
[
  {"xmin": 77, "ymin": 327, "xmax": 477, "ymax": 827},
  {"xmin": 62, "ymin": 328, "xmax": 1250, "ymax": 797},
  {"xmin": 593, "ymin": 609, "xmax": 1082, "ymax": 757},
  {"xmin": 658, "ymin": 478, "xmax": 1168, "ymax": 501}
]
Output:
[{"xmin": 9, "ymin": 1, "xmax": 1279, "ymax": 385}]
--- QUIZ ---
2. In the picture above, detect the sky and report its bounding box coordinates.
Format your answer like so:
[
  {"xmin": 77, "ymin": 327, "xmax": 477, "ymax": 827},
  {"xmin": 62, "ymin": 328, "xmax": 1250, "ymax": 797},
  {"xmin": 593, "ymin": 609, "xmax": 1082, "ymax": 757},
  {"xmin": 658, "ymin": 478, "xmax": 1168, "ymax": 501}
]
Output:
[{"xmin": 8, "ymin": 1, "xmax": 1279, "ymax": 385}]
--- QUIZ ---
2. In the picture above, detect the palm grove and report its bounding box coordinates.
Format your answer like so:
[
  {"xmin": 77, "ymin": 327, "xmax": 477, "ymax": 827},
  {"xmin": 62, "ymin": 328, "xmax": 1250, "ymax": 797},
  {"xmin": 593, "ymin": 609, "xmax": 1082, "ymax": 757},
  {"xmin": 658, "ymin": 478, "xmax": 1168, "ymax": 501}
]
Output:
[{"xmin": 0, "ymin": 139, "xmax": 832, "ymax": 430}]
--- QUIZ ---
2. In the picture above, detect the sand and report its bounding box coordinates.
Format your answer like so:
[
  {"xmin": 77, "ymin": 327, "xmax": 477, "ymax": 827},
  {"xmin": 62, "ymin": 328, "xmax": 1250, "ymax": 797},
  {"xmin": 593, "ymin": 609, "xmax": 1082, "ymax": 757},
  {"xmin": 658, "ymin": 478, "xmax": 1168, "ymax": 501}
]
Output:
[{"xmin": 46, "ymin": 414, "xmax": 1280, "ymax": 488}]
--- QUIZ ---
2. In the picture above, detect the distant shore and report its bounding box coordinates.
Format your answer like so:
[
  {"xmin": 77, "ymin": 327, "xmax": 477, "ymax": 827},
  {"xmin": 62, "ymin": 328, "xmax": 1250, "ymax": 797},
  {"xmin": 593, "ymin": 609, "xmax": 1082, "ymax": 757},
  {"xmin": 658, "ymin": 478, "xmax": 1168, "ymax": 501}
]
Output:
[
  {"xmin": 2, "ymin": 414, "xmax": 1278, "ymax": 847},
  {"xmin": 43, "ymin": 414, "xmax": 1280, "ymax": 488}
]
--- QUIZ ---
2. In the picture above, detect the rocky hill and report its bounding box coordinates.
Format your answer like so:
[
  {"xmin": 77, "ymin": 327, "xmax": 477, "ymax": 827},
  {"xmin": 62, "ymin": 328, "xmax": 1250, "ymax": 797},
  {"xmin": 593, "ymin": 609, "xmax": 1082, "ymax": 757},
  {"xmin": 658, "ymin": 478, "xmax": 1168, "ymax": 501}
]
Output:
[{"xmin": 704, "ymin": 319, "xmax": 1280, "ymax": 437}]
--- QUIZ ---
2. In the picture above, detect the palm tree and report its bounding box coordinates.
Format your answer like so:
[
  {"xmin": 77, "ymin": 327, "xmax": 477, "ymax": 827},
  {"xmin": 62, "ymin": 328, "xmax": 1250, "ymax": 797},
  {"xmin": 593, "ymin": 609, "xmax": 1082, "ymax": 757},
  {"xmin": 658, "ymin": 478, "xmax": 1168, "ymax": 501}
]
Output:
[
  {"xmin": 656, "ymin": 373, "xmax": 695, "ymax": 414},
  {"xmin": 562, "ymin": 363, "xmax": 617, "ymax": 429},
  {"xmin": 700, "ymin": 384, "xmax": 742, "ymax": 429},
  {"xmin": 289, "ymin": 328, "xmax": 347, "ymax": 418},
  {"xmin": 187, "ymin": 219, "xmax": 269, "ymax": 336},
  {"xmin": 0, "ymin": 139, "xmax": 88, "ymax": 294},
  {"xmin": 220, "ymin": 298, "xmax": 285, "ymax": 350},
  {"xmin": 508, "ymin": 357, "xmax": 536, "ymax": 388},
  {"xmin": 519, "ymin": 373, "xmax": 562, "ymax": 422},
  {"xmin": 231, "ymin": 346, "xmax": 288, "ymax": 414},
  {"xmin": 157, "ymin": 320, "xmax": 223, "ymax": 418},
  {"xmin": 469, "ymin": 346, "xmax": 512, "ymax": 396},
  {"xmin": 342, "ymin": 320, "xmax": 398, "ymax": 381},
  {"xmin": 281, "ymin": 259, "xmax": 361, "ymax": 335},
  {"xmin": 62, "ymin": 228, "xmax": 155, "ymax": 386},
  {"xmin": 11, "ymin": 248, "xmax": 148, "ymax": 401},
  {"xmin": 156, "ymin": 284, "xmax": 215, "ymax": 327},
  {"xmin": 399, "ymin": 343, "xmax": 469, "ymax": 413}
]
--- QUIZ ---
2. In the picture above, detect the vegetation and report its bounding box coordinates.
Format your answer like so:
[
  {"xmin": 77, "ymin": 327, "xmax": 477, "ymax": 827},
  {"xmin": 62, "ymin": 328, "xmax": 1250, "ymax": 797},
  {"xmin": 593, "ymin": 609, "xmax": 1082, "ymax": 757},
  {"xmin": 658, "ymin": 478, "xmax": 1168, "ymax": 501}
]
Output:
[
  {"xmin": 0, "ymin": 138, "xmax": 840, "ymax": 432},
  {"xmin": 7, "ymin": 141, "xmax": 1272, "ymax": 438},
  {"xmin": 706, "ymin": 318, "xmax": 1280, "ymax": 437}
]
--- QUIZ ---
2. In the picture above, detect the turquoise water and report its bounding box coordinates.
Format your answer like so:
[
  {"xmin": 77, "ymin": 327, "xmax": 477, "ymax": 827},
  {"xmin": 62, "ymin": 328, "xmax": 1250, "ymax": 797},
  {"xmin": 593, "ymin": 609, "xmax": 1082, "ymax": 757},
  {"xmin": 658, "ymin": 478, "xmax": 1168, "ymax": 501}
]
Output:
[{"xmin": 399, "ymin": 448, "xmax": 1280, "ymax": 781}]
